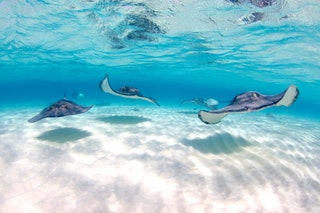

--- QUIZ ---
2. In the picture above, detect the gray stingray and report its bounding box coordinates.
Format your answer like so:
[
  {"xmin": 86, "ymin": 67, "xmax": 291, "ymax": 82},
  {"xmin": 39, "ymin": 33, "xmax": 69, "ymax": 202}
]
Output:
[
  {"xmin": 198, "ymin": 85, "xmax": 299, "ymax": 124},
  {"xmin": 99, "ymin": 74, "xmax": 160, "ymax": 106},
  {"xmin": 180, "ymin": 97, "xmax": 219, "ymax": 109},
  {"xmin": 28, "ymin": 99, "xmax": 93, "ymax": 123}
]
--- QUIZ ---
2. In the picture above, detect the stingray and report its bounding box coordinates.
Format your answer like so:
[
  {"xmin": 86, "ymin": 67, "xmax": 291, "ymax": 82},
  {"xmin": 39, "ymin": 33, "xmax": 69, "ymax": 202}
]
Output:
[
  {"xmin": 99, "ymin": 74, "xmax": 160, "ymax": 106},
  {"xmin": 180, "ymin": 97, "xmax": 219, "ymax": 109},
  {"xmin": 198, "ymin": 85, "xmax": 299, "ymax": 124},
  {"xmin": 28, "ymin": 99, "xmax": 93, "ymax": 123}
]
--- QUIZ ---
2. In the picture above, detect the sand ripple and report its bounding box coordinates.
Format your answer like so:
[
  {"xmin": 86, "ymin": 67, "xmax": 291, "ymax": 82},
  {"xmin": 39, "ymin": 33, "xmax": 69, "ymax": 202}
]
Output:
[{"xmin": 0, "ymin": 107, "xmax": 319, "ymax": 212}]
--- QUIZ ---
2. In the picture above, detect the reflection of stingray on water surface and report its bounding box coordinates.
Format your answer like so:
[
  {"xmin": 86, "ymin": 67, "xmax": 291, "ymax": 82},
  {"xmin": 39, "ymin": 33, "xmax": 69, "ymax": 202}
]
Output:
[
  {"xmin": 98, "ymin": 115, "xmax": 151, "ymax": 125},
  {"xmin": 37, "ymin": 127, "xmax": 91, "ymax": 143}
]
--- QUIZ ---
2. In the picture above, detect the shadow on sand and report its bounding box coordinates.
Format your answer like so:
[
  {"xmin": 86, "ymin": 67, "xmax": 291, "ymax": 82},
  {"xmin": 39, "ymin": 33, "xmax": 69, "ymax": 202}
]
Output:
[
  {"xmin": 183, "ymin": 132, "xmax": 251, "ymax": 154},
  {"xmin": 37, "ymin": 127, "xmax": 91, "ymax": 143},
  {"xmin": 97, "ymin": 115, "xmax": 151, "ymax": 125}
]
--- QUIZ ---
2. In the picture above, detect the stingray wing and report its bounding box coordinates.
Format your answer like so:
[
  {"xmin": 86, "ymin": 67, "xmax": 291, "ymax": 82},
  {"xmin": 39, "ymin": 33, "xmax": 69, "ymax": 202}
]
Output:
[
  {"xmin": 198, "ymin": 85, "xmax": 299, "ymax": 124},
  {"xmin": 28, "ymin": 112, "xmax": 47, "ymax": 123},
  {"xmin": 274, "ymin": 85, "xmax": 299, "ymax": 107},
  {"xmin": 198, "ymin": 111, "xmax": 228, "ymax": 124},
  {"xmin": 99, "ymin": 74, "xmax": 160, "ymax": 106}
]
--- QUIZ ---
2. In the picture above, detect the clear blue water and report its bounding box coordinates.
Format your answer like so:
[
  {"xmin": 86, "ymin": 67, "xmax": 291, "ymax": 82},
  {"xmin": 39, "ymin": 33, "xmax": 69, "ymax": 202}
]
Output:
[
  {"xmin": 1, "ymin": 0, "xmax": 319, "ymax": 117},
  {"xmin": 1, "ymin": 0, "xmax": 320, "ymax": 212}
]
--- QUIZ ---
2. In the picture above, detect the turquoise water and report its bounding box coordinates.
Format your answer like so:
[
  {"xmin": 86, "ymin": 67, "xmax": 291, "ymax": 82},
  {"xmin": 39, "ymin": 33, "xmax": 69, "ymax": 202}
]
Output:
[
  {"xmin": 1, "ymin": 0, "xmax": 320, "ymax": 212},
  {"xmin": 1, "ymin": 0, "xmax": 319, "ymax": 117}
]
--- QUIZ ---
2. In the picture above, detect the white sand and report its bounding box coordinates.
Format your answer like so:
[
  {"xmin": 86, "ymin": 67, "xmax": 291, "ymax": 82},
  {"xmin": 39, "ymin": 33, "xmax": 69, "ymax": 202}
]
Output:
[{"xmin": 0, "ymin": 106, "xmax": 319, "ymax": 212}]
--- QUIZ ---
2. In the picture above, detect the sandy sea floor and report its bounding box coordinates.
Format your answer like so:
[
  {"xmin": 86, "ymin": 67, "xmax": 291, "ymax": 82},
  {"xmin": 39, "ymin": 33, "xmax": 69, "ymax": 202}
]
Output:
[{"xmin": 0, "ymin": 105, "xmax": 319, "ymax": 212}]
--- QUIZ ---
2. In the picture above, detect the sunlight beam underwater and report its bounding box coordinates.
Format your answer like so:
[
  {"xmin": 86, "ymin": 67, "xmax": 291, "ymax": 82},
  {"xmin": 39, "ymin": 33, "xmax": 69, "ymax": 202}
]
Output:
[{"xmin": 198, "ymin": 85, "xmax": 299, "ymax": 124}]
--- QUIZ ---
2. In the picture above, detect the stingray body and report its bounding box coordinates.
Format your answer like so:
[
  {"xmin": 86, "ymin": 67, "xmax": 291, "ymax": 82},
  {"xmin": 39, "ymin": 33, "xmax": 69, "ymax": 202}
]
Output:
[
  {"xmin": 99, "ymin": 74, "xmax": 160, "ymax": 106},
  {"xmin": 198, "ymin": 85, "xmax": 299, "ymax": 124},
  {"xmin": 28, "ymin": 99, "xmax": 93, "ymax": 123}
]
